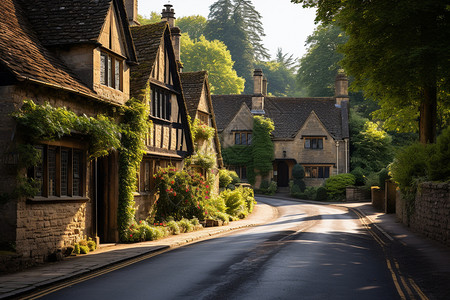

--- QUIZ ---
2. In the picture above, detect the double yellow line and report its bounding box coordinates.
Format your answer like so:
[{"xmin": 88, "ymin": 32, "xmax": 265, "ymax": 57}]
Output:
[
  {"xmin": 350, "ymin": 208, "xmax": 428, "ymax": 300},
  {"xmin": 20, "ymin": 247, "xmax": 171, "ymax": 300}
]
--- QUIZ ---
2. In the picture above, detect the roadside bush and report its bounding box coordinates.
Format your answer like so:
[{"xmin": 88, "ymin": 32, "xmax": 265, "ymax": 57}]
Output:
[
  {"xmin": 79, "ymin": 245, "xmax": 90, "ymax": 254},
  {"xmin": 428, "ymin": 126, "xmax": 450, "ymax": 181},
  {"xmin": 324, "ymin": 173, "xmax": 356, "ymax": 200},
  {"xmin": 315, "ymin": 187, "xmax": 328, "ymax": 201},
  {"xmin": 290, "ymin": 184, "xmax": 302, "ymax": 197},
  {"xmin": 219, "ymin": 169, "xmax": 233, "ymax": 188},
  {"xmin": 166, "ymin": 220, "xmax": 181, "ymax": 235},
  {"xmin": 304, "ymin": 186, "xmax": 317, "ymax": 200},
  {"xmin": 73, "ymin": 244, "xmax": 80, "ymax": 255},
  {"xmin": 178, "ymin": 218, "xmax": 194, "ymax": 233},
  {"xmin": 87, "ymin": 239, "xmax": 97, "ymax": 252},
  {"xmin": 390, "ymin": 142, "xmax": 428, "ymax": 193},
  {"xmin": 221, "ymin": 188, "xmax": 245, "ymax": 217},
  {"xmin": 259, "ymin": 180, "xmax": 277, "ymax": 195},
  {"xmin": 351, "ymin": 167, "xmax": 366, "ymax": 186}
]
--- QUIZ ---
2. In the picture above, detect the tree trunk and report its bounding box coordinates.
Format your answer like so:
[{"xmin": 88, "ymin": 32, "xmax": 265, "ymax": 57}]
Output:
[{"xmin": 419, "ymin": 83, "xmax": 437, "ymax": 144}]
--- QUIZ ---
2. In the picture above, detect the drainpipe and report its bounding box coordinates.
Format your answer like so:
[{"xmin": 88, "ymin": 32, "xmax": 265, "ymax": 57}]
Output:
[
  {"xmin": 335, "ymin": 141, "xmax": 340, "ymax": 175},
  {"xmin": 345, "ymin": 139, "xmax": 348, "ymax": 173}
]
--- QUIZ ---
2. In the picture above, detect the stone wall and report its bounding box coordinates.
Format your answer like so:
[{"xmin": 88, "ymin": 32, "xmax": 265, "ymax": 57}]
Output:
[
  {"xmin": 397, "ymin": 182, "xmax": 450, "ymax": 247},
  {"xmin": 0, "ymin": 82, "xmax": 108, "ymax": 263},
  {"xmin": 15, "ymin": 200, "xmax": 89, "ymax": 262}
]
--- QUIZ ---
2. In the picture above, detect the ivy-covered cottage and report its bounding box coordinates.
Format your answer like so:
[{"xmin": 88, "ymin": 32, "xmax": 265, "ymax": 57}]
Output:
[
  {"xmin": 129, "ymin": 11, "xmax": 194, "ymax": 221},
  {"xmin": 212, "ymin": 69, "xmax": 350, "ymax": 188}
]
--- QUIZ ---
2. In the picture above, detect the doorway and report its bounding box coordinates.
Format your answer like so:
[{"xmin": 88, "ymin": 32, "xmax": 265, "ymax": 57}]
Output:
[{"xmin": 277, "ymin": 161, "xmax": 289, "ymax": 187}]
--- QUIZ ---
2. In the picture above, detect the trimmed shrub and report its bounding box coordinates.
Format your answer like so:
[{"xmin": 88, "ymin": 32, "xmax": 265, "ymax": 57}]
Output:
[
  {"xmin": 324, "ymin": 173, "xmax": 356, "ymax": 200},
  {"xmin": 304, "ymin": 186, "xmax": 317, "ymax": 200},
  {"xmin": 292, "ymin": 164, "xmax": 306, "ymax": 192},
  {"xmin": 229, "ymin": 171, "xmax": 240, "ymax": 185},
  {"xmin": 315, "ymin": 187, "xmax": 328, "ymax": 201},
  {"xmin": 178, "ymin": 218, "xmax": 194, "ymax": 233}
]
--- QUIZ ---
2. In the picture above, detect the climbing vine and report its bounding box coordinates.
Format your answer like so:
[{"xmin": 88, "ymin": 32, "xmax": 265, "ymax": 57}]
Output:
[
  {"xmin": 12, "ymin": 100, "xmax": 121, "ymax": 158},
  {"xmin": 118, "ymin": 97, "xmax": 151, "ymax": 241},
  {"xmin": 221, "ymin": 116, "xmax": 274, "ymax": 185}
]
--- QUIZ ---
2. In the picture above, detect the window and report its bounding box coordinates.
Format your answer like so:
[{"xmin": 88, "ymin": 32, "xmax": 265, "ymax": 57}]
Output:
[
  {"xmin": 100, "ymin": 52, "xmax": 122, "ymax": 90},
  {"xmin": 151, "ymin": 87, "xmax": 171, "ymax": 120},
  {"xmin": 233, "ymin": 166, "xmax": 247, "ymax": 180},
  {"xmin": 304, "ymin": 165, "xmax": 330, "ymax": 179},
  {"xmin": 29, "ymin": 145, "xmax": 85, "ymax": 198},
  {"xmin": 304, "ymin": 137, "xmax": 323, "ymax": 149},
  {"xmin": 234, "ymin": 132, "xmax": 252, "ymax": 145},
  {"xmin": 198, "ymin": 112, "xmax": 209, "ymax": 125}
]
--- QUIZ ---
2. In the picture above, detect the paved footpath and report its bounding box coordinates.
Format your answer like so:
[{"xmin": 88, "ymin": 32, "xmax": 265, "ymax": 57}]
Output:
[{"xmin": 1, "ymin": 195, "xmax": 449, "ymax": 299}]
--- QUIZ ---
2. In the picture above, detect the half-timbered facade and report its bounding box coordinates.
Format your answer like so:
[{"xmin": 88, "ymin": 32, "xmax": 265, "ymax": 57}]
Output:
[{"xmin": 130, "ymin": 22, "xmax": 194, "ymax": 220}]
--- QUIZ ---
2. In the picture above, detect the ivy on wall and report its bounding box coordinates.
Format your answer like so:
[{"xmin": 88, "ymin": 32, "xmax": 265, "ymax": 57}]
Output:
[
  {"xmin": 118, "ymin": 97, "xmax": 150, "ymax": 241},
  {"xmin": 221, "ymin": 116, "xmax": 274, "ymax": 185},
  {"xmin": 11, "ymin": 98, "xmax": 152, "ymax": 242}
]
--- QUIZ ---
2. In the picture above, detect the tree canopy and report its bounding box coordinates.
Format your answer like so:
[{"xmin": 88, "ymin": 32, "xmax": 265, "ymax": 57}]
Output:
[
  {"xmin": 292, "ymin": 0, "xmax": 450, "ymax": 143},
  {"xmin": 205, "ymin": 0, "xmax": 269, "ymax": 93},
  {"xmin": 180, "ymin": 34, "xmax": 245, "ymax": 94},
  {"xmin": 177, "ymin": 15, "xmax": 207, "ymax": 40}
]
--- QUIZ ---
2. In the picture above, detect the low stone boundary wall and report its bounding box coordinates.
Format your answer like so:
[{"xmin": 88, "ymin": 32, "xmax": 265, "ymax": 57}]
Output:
[
  {"xmin": 397, "ymin": 182, "xmax": 450, "ymax": 247},
  {"xmin": 346, "ymin": 186, "xmax": 370, "ymax": 202}
]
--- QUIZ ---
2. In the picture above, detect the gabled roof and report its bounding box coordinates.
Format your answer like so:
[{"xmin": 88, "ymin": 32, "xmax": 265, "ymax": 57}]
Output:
[
  {"xmin": 17, "ymin": 0, "xmax": 137, "ymax": 62},
  {"xmin": 0, "ymin": 0, "xmax": 98, "ymax": 99},
  {"xmin": 130, "ymin": 22, "xmax": 167, "ymax": 99},
  {"xmin": 179, "ymin": 71, "xmax": 208, "ymax": 119},
  {"xmin": 211, "ymin": 95, "xmax": 349, "ymax": 140},
  {"xmin": 180, "ymin": 71, "xmax": 224, "ymax": 168}
]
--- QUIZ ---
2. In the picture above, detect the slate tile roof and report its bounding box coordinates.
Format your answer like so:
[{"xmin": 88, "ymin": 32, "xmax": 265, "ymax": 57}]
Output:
[
  {"xmin": 211, "ymin": 95, "xmax": 349, "ymax": 140},
  {"xmin": 0, "ymin": 0, "xmax": 98, "ymax": 98},
  {"xmin": 130, "ymin": 22, "xmax": 167, "ymax": 99},
  {"xmin": 17, "ymin": 0, "xmax": 112, "ymax": 46},
  {"xmin": 179, "ymin": 71, "xmax": 208, "ymax": 119}
]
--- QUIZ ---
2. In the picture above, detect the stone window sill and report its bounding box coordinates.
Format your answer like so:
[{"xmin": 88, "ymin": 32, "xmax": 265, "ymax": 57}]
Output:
[{"xmin": 27, "ymin": 196, "xmax": 90, "ymax": 204}]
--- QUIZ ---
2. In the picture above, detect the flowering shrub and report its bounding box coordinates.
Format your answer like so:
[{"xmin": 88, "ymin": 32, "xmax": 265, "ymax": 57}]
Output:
[
  {"xmin": 191, "ymin": 118, "xmax": 215, "ymax": 142},
  {"xmin": 153, "ymin": 167, "xmax": 213, "ymax": 221}
]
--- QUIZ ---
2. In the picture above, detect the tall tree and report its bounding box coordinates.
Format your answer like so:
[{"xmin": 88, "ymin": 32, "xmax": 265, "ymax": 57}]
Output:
[
  {"xmin": 177, "ymin": 15, "xmax": 207, "ymax": 40},
  {"xmin": 205, "ymin": 0, "xmax": 269, "ymax": 93},
  {"xmin": 292, "ymin": 0, "xmax": 450, "ymax": 143},
  {"xmin": 137, "ymin": 12, "xmax": 161, "ymax": 25},
  {"xmin": 180, "ymin": 34, "xmax": 245, "ymax": 94},
  {"xmin": 297, "ymin": 24, "xmax": 347, "ymax": 97}
]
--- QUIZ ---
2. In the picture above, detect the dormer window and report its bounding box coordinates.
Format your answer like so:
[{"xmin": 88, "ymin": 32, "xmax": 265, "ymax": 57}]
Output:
[{"xmin": 100, "ymin": 52, "xmax": 122, "ymax": 90}]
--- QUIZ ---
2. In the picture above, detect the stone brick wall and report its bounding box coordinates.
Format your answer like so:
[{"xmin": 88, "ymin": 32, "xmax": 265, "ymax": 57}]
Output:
[
  {"xmin": 408, "ymin": 182, "xmax": 450, "ymax": 247},
  {"xmin": 15, "ymin": 200, "xmax": 89, "ymax": 262},
  {"xmin": 0, "ymin": 83, "xmax": 108, "ymax": 262}
]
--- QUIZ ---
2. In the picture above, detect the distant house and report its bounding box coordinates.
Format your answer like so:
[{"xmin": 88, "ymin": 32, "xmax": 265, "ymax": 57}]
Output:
[
  {"xmin": 0, "ymin": 0, "xmax": 137, "ymax": 261},
  {"xmin": 212, "ymin": 69, "xmax": 350, "ymax": 188}
]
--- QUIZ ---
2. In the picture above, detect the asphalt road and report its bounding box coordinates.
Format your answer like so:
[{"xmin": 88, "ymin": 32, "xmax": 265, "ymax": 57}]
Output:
[{"xmin": 40, "ymin": 197, "xmax": 406, "ymax": 300}]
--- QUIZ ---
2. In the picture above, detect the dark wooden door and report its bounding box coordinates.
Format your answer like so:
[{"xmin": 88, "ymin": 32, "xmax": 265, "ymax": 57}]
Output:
[{"xmin": 277, "ymin": 161, "xmax": 289, "ymax": 187}]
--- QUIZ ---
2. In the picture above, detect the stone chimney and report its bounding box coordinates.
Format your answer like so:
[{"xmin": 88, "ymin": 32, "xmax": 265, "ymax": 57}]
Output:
[
  {"xmin": 124, "ymin": 0, "xmax": 140, "ymax": 26},
  {"xmin": 262, "ymin": 76, "xmax": 268, "ymax": 96},
  {"xmin": 162, "ymin": 4, "xmax": 181, "ymax": 63},
  {"xmin": 251, "ymin": 69, "xmax": 265, "ymax": 115},
  {"xmin": 335, "ymin": 70, "xmax": 349, "ymax": 106}
]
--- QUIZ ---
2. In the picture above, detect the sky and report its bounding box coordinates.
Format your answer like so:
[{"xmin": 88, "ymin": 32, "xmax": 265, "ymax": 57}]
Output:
[{"xmin": 137, "ymin": 0, "xmax": 318, "ymax": 60}]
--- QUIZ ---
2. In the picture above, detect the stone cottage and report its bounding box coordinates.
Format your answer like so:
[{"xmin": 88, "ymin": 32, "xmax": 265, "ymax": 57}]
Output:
[
  {"xmin": 212, "ymin": 69, "xmax": 350, "ymax": 188},
  {"xmin": 0, "ymin": 0, "xmax": 138, "ymax": 263}
]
